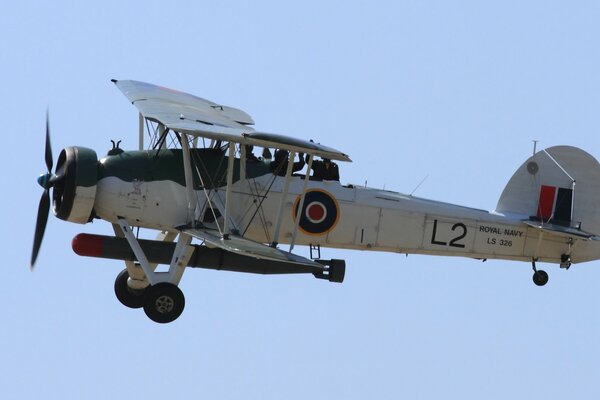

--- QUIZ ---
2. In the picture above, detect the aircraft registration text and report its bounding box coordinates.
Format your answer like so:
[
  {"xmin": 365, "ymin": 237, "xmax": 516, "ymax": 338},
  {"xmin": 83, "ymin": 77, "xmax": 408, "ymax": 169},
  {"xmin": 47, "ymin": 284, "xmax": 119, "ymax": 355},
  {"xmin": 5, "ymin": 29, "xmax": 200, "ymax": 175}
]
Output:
[
  {"xmin": 473, "ymin": 223, "xmax": 527, "ymax": 255},
  {"xmin": 423, "ymin": 218, "xmax": 527, "ymax": 257},
  {"xmin": 423, "ymin": 218, "xmax": 475, "ymax": 252}
]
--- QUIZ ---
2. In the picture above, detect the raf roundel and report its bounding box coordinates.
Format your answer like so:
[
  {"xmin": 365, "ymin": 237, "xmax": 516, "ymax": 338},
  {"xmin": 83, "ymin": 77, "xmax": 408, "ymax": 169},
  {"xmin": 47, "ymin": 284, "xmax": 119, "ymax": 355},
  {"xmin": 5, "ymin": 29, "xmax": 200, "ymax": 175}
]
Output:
[{"xmin": 293, "ymin": 190, "xmax": 340, "ymax": 235}]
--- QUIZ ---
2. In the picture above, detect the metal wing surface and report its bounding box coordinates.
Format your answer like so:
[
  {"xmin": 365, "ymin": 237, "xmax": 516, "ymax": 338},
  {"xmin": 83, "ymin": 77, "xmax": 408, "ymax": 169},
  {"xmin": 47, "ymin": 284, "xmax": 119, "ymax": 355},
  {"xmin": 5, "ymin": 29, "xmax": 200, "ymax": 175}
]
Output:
[
  {"xmin": 244, "ymin": 132, "xmax": 351, "ymax": 162},
  {"xmin": 183, "ymin": 228, "xmax": 322, "ymax": 267},
  {"xmin": 113, "ymin": 79, "xmax": 255, "ymax": 141},
  {"xmin": 113, "ymin": 79, "xmax": 351, "ymax": 162}
]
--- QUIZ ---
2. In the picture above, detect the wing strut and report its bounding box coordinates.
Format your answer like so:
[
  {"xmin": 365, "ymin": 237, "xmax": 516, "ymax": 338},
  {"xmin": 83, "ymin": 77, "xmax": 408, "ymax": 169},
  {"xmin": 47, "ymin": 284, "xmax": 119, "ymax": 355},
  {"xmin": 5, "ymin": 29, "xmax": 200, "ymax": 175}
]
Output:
[
  {"xmin": 270, "ymin": 151, "xmax": 297, "ymax": 247},
  {"xmin": 180, "ymin": 133, "xmax": 197, "ymax": 225},
  {"xmin": 240, "ymin": 144, "xmax": 247, "ymax": 181},
  {"xmin": 289, "ymin": 154, "xmax": 313, "ymax": 252},
  {"xmin": 138, "ymin": 113, "xmax": 144, "ymax": 150},
  {"xmin": 190, "ymin": 151, "xmax": 224, "ymax": 236},
  {"xmin": 223, "ymin": 143, "xmax": 237, "ymax": 237}
]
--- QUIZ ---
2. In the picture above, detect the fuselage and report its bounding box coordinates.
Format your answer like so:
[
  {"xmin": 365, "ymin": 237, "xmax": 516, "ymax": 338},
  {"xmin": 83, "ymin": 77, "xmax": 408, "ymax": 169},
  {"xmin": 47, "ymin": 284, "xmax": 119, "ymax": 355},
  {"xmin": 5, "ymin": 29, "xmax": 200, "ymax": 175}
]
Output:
[
  {"xmin": 81, "ymin": 148, "xmax": 600, "ymax": 265},
  {"xmin": 34, "ymin": 80, "xmax": 598, "ymax": 324}
]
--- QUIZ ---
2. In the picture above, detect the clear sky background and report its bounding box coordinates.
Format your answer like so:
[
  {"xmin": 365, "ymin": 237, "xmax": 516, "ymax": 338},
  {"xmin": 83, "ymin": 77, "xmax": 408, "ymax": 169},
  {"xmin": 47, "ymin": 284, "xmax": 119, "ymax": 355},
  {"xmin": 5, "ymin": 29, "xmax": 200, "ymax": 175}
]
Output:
[{"xmin": 3, "ymin": 1, "xmax": 600, "ymax": 399}]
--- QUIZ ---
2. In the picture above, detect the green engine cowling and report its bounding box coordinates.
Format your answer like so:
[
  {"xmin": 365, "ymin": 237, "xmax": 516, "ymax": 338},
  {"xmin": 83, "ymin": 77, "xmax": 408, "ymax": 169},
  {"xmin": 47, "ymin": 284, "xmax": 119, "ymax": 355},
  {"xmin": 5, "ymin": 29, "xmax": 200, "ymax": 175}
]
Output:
[{"xmin": 53, "ymin": 146, "xmax": 98, "ymax": 223}]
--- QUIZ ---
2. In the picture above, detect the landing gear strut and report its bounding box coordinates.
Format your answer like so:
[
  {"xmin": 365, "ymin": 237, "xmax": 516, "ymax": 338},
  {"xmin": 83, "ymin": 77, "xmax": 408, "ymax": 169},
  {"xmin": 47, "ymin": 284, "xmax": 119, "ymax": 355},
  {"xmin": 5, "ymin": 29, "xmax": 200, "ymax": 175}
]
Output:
[
  {"xmin": 115, "ymin": 219, "xmax": 192, "ymax": 323},
  {"xmin": 531, "ymin": 259, "xmax": 549, "ymax": 287}
]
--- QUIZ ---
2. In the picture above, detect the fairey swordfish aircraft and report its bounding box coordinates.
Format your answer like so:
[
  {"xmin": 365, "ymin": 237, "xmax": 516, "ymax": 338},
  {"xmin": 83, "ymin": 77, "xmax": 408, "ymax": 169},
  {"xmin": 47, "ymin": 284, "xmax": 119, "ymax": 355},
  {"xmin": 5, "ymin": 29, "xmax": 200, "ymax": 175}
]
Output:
[{"xmin": 32, "ymin": 79, "xmax": 600, "ymax": 323}]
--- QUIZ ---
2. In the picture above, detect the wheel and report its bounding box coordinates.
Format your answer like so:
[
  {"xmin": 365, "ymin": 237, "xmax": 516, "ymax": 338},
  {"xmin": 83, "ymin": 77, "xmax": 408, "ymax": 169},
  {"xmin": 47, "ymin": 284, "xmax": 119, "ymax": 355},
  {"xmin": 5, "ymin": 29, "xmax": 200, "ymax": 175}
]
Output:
[
  {"xmin": 532, "ymin": 270, "xmax": 549, "ymax": 286},
  {"xmin": 114, "ymin": 269, "xmax": 147, "ymax": 309},
  {"xmin": 143, "ymin": 282, "xmax": 185, "ymax": 324}
]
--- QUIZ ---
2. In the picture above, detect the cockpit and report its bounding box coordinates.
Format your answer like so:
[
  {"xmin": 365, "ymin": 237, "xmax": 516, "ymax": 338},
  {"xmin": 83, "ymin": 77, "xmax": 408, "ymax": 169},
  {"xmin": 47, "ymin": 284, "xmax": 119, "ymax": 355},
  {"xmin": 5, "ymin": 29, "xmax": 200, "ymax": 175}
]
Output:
[{"xmin": 242, "ymin": 144, "xmax": 341, "ymax": 182}]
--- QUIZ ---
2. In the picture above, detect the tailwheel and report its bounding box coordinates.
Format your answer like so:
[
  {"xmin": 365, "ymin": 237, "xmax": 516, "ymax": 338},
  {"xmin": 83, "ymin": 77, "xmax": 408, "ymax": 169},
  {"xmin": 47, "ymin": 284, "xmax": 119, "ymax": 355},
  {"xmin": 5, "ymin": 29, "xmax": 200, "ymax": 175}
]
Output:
[
  {"xmin": 532, "ymin": 269, "xmax": 549, "ymax": 287},
  {"xmin": 114, "ymin": 269, "xmax": 147, "ymax": 309},
  {"xmin": 531, "ymin": 259, "xmax": 549, "ymax": 287},
  {"xmin": 143, "ymin": 282, "xmax": 185, "ymax": 324}
]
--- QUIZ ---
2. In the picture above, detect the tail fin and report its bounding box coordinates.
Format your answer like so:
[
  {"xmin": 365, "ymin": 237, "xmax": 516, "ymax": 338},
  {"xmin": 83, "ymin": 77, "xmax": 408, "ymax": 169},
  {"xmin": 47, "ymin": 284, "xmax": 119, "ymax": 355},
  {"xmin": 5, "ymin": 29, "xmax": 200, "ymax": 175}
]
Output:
[{"xmin": 496, "ymin": 146, "xmax": 600, "ymax": 235}]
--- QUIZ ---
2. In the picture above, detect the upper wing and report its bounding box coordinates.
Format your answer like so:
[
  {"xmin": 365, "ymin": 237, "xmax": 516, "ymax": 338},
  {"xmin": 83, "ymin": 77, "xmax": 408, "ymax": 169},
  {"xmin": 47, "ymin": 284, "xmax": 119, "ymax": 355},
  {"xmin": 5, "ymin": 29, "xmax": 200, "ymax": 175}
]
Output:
[
  {"xmin": 244, "ymin": 132, "xmax": 351, "ymax": 162},
  {"xmin": 113, "ymin": 79, "xmax": 351, "ymax": 162},
  {"xmin": 183, "ymin": 227, "xmax": 323, "ymax": 267},
  {"xmin": 113, "ymin": 79, "xmax": 254, "ymax": 141}
]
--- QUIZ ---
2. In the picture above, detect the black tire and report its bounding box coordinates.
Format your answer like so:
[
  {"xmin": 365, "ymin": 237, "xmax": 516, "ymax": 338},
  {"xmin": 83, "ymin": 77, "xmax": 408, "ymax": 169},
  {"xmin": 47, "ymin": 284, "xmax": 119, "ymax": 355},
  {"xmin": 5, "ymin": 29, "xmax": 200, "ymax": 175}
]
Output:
[
  {"xmin": 143, "ymin": 282, "xmax": 185, "ymax": 324},
  {"xmin": 533, "ymin": 270, "xmax": 549, "ymax": 286},
  {"xmin": 114, "ymin": 269, "xmax": 147, "ymax": 309}
]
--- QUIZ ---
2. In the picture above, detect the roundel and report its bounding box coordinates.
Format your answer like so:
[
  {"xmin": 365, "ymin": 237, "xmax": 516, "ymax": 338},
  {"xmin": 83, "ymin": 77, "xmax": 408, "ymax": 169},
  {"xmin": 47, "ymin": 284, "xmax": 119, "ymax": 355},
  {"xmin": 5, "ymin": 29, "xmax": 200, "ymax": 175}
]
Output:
[{"xmin": 293, "ymin": 189, "xmax": 340, "ymax": 235}]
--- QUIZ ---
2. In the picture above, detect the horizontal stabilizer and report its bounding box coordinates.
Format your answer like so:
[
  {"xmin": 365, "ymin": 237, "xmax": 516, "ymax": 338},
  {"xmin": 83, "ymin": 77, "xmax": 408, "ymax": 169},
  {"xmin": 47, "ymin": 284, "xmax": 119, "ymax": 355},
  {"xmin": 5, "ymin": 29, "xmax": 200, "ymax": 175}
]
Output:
[{"xmin": 523, "ymin": 220, "xmax": 600, "ymax": 241}]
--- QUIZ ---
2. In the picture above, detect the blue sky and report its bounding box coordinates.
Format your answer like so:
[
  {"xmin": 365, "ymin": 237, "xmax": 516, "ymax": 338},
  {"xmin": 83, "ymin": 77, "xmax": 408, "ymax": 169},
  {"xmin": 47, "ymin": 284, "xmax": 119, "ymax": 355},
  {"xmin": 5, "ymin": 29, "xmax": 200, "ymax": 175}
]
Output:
[{"xmin": 3, "ymin": 1, "xmax": 600, "ymax": 398}]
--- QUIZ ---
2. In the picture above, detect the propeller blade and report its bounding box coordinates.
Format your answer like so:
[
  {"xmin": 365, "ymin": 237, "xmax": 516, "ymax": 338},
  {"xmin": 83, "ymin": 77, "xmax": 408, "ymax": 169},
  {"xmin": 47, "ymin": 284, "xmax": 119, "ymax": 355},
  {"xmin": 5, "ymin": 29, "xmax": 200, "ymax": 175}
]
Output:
[
  {"xmin": 32, "ymin": 112, "xmax": 55, "ymax": 270},
  {"xmin": 31, "ymin": 189, "xmax": 50, "ymax": 270},
  {"xmin": 49, "ymin": 164, "xmax": 66, "ymax": 185},
  {"xmin": 45, "ymin": 111, "xmax": 53, "ymax": 173}
]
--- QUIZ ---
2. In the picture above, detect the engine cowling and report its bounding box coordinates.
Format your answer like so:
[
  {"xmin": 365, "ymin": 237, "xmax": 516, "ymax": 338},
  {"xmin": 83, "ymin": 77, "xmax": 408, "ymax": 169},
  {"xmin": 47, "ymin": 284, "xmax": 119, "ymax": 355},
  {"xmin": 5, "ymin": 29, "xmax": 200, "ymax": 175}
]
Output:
[{"xmin": 53, "ymin": 146, "xmax": 98, "ymax": 223}]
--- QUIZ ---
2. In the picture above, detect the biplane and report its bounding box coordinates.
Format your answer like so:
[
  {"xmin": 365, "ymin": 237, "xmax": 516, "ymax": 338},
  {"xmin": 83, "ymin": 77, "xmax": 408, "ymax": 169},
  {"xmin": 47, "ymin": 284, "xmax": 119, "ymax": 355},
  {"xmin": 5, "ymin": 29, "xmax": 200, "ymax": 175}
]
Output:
[{"xmin": 33, "ymin": 80, "xmax": 600, "ymax": 323}]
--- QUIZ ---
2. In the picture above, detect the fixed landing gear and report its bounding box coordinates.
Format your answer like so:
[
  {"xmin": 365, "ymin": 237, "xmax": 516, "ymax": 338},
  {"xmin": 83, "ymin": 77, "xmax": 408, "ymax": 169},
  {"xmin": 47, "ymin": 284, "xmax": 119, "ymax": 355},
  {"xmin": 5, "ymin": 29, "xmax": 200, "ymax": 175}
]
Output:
[
  {"xmin": 114, "ymin": 270, "xmax": 185, "ymax": 323},
  {"xmin": 114, "ymin": 269, "xmax": 147, "ymax": 309},
  {"xmin": 143, "ymin": 282, "xmax": 185, "ymax": 324},
  {"xmin": 533, "ymin": 270, "xmax": 549, "ymax": 286},
  {"xmin": 113, "ymin": 219, "xmax": 191, "ymax": 323},
  {"xmin": 531, "ymin": 260, "xmax": 549, "ymax": 287}
]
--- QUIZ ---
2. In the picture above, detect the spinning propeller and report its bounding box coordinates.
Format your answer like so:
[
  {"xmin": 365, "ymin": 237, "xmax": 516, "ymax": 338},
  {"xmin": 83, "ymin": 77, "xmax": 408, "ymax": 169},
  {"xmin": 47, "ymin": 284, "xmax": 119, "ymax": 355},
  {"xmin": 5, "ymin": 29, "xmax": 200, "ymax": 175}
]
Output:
[{"xmin": 31, "ymin": 112, "xmax": 65, "ymax": 269}]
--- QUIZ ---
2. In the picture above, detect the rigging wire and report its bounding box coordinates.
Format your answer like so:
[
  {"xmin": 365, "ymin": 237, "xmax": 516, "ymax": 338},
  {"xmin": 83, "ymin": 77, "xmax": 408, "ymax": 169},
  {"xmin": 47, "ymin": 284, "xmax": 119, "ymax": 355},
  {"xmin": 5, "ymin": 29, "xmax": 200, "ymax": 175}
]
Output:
[
  {"xmin": 189, "ymin": 143, "xmax": 230, "ymax": 236},
  {"xmin": 241, "ymin": 159, "xmax": 285, "ymax": 237}
]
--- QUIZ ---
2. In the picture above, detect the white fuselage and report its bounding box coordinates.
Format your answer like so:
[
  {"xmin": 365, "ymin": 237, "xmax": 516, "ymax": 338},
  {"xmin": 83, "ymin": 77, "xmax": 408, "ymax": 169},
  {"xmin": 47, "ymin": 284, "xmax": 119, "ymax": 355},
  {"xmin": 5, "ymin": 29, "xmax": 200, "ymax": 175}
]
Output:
[{"xmin": 93, "ymin": 174, "xmax": 600, "ymax": 265}]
